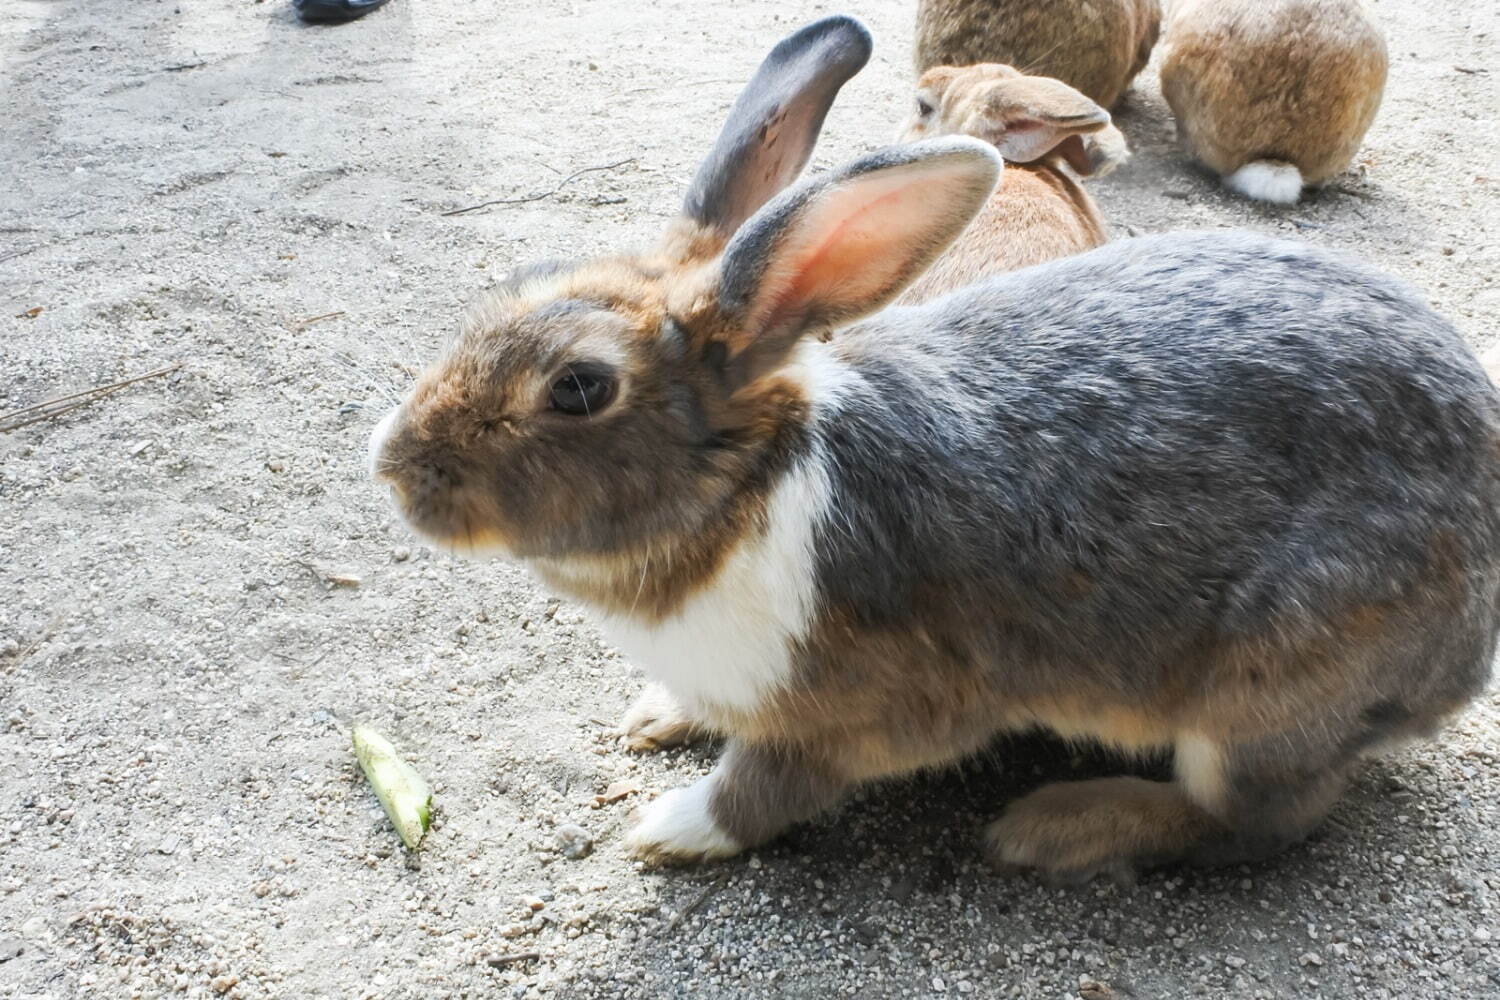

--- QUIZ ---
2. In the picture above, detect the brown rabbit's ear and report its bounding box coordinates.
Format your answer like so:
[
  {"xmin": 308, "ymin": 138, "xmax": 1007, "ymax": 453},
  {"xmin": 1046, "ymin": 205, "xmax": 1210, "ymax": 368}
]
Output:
[
  {"xmin": 683, "ymin": 15, "xmax": 872, "ymax": 242},
  {"xmin": 715, "ymin": 138, "xmax": 1001, "ymax": 386},
  {"xmin": 966, "ymin": 76, "xmax": 1111, "ymax": 170}
]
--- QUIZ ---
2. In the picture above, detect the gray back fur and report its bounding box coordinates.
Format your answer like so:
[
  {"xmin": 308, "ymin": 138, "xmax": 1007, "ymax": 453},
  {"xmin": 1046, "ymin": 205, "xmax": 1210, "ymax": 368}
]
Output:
[{"xmin": 815, "ymin": 230, "xmax": 1500, "ymax": 712}]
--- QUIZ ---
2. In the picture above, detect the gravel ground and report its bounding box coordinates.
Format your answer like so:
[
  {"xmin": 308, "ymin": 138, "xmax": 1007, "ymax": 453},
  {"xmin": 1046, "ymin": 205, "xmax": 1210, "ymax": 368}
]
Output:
[{"xmin": 1, "ymin": 1, "xmax": 1497, "ymax": 998}]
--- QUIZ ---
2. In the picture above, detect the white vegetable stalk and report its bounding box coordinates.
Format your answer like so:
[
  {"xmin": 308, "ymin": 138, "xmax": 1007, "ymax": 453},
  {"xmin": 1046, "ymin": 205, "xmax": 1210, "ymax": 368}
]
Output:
[{"xmin": 352, "ymin": 725, "xmax": 433, "ymax": 850}]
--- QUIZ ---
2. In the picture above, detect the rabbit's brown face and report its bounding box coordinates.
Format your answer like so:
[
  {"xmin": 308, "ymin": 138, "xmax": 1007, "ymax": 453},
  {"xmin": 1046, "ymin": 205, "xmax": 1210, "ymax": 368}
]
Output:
[
  {"xmin": 369, "ymin": 231, "xmax": 828, "ymax": 581},
  {"xmin": 901, "ymin": 64, "xmax": 1020, "ymax": 143},
  {"xmin": 370, "ymin": 252, "xmax": 734, "ymax": 562}
]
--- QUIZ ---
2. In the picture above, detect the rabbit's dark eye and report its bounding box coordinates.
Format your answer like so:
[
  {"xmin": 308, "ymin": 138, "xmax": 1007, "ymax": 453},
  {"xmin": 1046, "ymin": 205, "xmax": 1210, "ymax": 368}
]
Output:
[
  {"xmin": 549, "ymin": 369, "xmax": 616, "ymax": 416},
  {"xmin": 916, "ymin": 97, "xmax": 934, "ymax": 117}
]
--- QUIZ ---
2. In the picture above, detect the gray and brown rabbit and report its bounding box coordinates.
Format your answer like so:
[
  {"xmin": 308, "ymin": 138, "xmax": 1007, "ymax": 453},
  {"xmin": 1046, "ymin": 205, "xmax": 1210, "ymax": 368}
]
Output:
[{"xmin": 371, "ymin": 17, "xmax": 1500, "ymax": 880}]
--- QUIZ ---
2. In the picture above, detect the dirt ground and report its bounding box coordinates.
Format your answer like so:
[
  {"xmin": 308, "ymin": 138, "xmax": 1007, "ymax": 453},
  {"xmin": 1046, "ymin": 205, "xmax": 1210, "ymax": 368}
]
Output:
[{"xmin": 2, "ymin": 1, "xmax": 1498, "ymax": 998}]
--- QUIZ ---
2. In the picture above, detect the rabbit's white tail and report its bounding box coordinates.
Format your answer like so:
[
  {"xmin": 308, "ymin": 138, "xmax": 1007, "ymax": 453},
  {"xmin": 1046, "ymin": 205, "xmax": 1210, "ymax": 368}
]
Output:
[{"xmin": 1224, "ymin": 160, "xmax": 1303, "ymax": 205}]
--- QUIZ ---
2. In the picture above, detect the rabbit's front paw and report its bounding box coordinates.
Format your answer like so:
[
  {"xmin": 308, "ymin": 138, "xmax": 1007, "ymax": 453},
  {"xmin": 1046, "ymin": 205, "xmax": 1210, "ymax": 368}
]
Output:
[
  {"xmin": 620, "ymin": 683, "xmax": 706, "ymax": 753},
  {"xmin": 986, "ymin": 777, "xmax": 1215, "ymax": 883},
  {"xmin": 624, "ymin": 781, "xmax": 742, "ymax": 864}
]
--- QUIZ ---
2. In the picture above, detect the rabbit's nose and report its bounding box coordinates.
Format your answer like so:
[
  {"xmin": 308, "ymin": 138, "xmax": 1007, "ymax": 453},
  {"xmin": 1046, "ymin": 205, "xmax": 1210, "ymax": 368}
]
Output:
[{"xmin": 367, "ymin": 406, "xmax": 402, "ymax": 482}]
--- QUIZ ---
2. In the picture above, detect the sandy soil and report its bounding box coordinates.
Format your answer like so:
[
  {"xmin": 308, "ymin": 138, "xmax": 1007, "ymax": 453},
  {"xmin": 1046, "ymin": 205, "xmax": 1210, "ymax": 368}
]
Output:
[{"xmin": 1, "ymin": 1, "xmax": 1497, "ymax": 998}]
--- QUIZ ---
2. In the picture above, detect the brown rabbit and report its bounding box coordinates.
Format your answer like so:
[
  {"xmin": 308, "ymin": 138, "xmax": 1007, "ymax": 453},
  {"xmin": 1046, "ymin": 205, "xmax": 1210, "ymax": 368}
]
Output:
[
  {"xmin": 915, "ymin": 0, "xmax": 1161, "ymax": 109},
  {"xmin": 1159, "ymin": 0, "xmax": 1388, "ymax": 204},
  {"xmin": 897, "ymin": 63, "xmax": 1126, "ymax": 303}
]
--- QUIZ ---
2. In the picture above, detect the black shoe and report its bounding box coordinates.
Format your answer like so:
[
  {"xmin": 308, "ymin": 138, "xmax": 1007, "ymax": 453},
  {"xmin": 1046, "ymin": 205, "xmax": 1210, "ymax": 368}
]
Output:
[{"xmin": 294, "ymin": 0, "xmax": 394, "ymax": 22}]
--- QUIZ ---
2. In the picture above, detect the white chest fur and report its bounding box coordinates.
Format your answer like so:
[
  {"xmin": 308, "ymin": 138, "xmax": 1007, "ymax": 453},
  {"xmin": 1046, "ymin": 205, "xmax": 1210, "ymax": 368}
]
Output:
[{"xmin": 599, "ymin": 453, "xmax": 833, "ymax": 713}]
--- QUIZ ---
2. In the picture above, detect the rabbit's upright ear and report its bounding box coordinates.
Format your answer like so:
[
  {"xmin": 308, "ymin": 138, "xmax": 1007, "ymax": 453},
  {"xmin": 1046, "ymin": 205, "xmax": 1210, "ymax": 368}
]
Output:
[
  {"xmin": 716, "ymin": 138, "xmax": 1000, "ymax": 384},
  {"xmin": 683, "ymin": 15, "xmax": 872, "ymax": 240},
  {"xmin": 968, "ymin": 75, "xmax": 1112, "ymax": 172}
]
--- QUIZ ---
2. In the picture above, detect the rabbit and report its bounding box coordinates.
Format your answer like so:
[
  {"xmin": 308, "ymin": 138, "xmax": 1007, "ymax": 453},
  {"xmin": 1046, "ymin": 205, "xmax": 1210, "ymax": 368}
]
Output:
[
  {"xmin": 1159, "ymin": 0, "xmax": 1388, "ymax": 204},
  {"xmin": 915, "ymin": 0, "xmax": 1161, "ymax": 110},
  {"xmin": 897, "ymin": 62, "xmax": 1127, "ymax": 304},
  {"xmin": 370, "ymin": 15, "xmax": 1500, "ymax": 880}
]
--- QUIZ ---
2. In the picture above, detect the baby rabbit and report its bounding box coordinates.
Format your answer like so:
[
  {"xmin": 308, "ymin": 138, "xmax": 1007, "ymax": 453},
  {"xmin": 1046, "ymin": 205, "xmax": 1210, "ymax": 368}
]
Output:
[
  {"xmin": 915, "ymin": 0, "xmax": 1161, "ymax": 109},
  {"xmin": 1159, "ymin": 0, "xmax": 1388, "ymax": 204},
  {"xmin": 897, "ymin": 62, "xmax": 1125, "ymax": 303},
  {"xmin": 372, "ymin": 16, "xmax": 1500, "ymax": 881}
]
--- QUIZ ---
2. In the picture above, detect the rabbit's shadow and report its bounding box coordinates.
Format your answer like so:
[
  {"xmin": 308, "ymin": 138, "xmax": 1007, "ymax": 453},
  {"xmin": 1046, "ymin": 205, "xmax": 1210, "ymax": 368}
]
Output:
[{"xmin": 693, "ymin": 728, "xmax": 1453, "ymax": 913}]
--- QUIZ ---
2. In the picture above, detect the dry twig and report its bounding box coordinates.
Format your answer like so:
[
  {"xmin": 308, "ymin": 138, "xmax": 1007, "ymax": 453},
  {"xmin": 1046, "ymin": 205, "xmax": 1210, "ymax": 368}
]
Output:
[
  {"xmin": 0, "ymin": 364, "xmax": 182, "ymax": 433},
  {"xmin": 291, "ymin": 310, "xmax": 345, "ymax": 332},
  {"xmin": 625, "ymin": 77, "xmax": 738, "ymax": 94},
  {"xmin": 442, "ymin": 158, "xmax": 637, "ymax": 217}
]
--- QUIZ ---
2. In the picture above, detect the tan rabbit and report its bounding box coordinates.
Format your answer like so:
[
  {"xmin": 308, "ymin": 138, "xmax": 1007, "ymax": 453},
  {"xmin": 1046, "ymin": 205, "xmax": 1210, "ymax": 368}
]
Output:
[
  {"xmin": 1159, "ymin": 0, "xmax": 1388, "ymax": 204},
  {"xmin": 915, "ymin": 0, "xmax": 1161, "ymax": 109},
  {"xmin": 897, "ymin": 63, "xmax": 1126, "ymax": 303}
]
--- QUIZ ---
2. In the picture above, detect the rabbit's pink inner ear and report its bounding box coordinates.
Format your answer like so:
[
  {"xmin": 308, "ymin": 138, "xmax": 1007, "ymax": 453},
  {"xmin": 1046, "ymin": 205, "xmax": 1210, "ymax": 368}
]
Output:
[
  {"xmin": 989, "ymin": 118, "xmax": 1109, "ymax": 166},
  {"xmin": 986, "ymin": 119, "xmax": 1059, "ymax": 164},
  {"xmin": 742, "ymin": 155, "xmax": 999, "ymax": 345}
]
